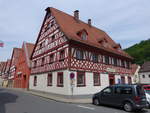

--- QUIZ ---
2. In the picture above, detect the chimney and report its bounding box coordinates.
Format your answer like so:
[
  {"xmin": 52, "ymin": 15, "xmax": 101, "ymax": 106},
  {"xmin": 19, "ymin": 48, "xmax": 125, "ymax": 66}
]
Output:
[
  {"xmin": 88, "ymin": 19, "xmax": 91, "ymax": 26},
  {"xmin": 74, "ymin": 10, "xmax": 79, "ymax": 20}
]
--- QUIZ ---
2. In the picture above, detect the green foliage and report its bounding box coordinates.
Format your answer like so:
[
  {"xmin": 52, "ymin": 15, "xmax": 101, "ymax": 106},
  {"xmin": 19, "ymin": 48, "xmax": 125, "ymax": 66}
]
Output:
[{"xmin": 124, "ymin": 39, "xmax": 150, "ymax": 65}]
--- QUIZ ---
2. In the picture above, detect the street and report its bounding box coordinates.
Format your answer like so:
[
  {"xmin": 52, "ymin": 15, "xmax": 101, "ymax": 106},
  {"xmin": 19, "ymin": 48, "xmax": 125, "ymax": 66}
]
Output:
[{"xmin": 0, "ymin": 88, "xmax": 149, "ymax": 113}]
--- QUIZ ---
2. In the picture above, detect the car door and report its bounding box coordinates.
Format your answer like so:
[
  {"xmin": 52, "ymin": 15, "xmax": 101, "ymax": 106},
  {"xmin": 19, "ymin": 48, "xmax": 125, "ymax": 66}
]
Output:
[{"xmin": 99, "ymin": 86, "xmax": 114, "ymax": 105}]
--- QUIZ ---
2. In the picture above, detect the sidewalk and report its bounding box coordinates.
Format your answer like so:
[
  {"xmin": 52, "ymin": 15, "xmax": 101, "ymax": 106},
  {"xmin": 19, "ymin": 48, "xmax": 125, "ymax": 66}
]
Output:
[{"xmin": 6, "ymin": 88, "xmax": 92, "ymax": 104}]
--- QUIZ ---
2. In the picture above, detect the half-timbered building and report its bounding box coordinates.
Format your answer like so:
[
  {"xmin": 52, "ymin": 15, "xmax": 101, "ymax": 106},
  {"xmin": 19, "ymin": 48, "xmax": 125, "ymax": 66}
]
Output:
[
  {"xmin": 29, "ymin": 7, "xmax": 133, "ymax": 98},
  {"xmin": 8, "ymin": 48, "xmax": 22, "ymax": 87}
]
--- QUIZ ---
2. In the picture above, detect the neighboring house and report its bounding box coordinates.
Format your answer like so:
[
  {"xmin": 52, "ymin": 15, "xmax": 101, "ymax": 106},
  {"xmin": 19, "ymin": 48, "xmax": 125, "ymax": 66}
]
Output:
[
  {"xmin": 2, "ymin": 59, "xmax": 11, "ymax": 87},
  {"xmin": 14, "ymin": 42, "xmax": 34, "ymax": 89},
  {"xmin": 139, "ymin": 61, "xmax": 150, "ymax": 84},
  {"xmin": 0, "ymin": 62, "xmax": 6, "ymax": 86},
  {"xmin": 8, "ymin": 48, "xmax": 22, "ymax": 87},
  {"xmin": 29, "ymin": 7, "xmax": 133, "ymax": 98},
  {"xmin": 131, "ymin": 64, "xmax": 140, "ymax": 83}
]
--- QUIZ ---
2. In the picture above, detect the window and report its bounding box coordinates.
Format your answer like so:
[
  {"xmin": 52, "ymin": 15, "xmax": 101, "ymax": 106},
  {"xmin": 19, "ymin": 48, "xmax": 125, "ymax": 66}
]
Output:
[
  {"xmin": 34, "ymin": 60, "xmax": 37, "ymax": 68},
  {"xmin": 33, "ymin": 76, "xmax": 37, "ymax": 86},
  {"xmin": 114, "ymin": 58, "xmax": 117, "ymax": 66},
  {"xmin": 50, "ymin": 21, "xmax": 55, "ymax": 27},
  {"xmin": 149, "ymin": 75, "xmax": 150, "ymax": 78},
  {"xmin": 103, "ymin": 87, "xmax": 112, "ymax": 94},
  {"xmin": 51, "ymin": 35, "xmax": 55, "ymax": 41},
  {"xmin": 121, "ymin": 60, "xmax": 125, "ymax": 68},
  {"xmin": 57, "ymin": 72, "xmax": 63, "ymax": 87},
  {"xmin": 81, "ymin": 32, "xmax": 87, "ymax": 40},
  {"xmin": 77, "ymin": 72, "xmax": 85, "ymax": 87},
  {"xmin": 76, "ymin": 50, "xmax": 84, "ymax": 60},
  {"xmin": 121, "ymin": 76, "xmax": 125, "ymax": 84},
  {"xmin": 60, "ymin": 50, "xmax": 65, "ymax": 61},
  {"xmin": 115, "ymin": 87, "xmax": 132, "ymax": 94},
  {"xmin": 142, "ymin": 75, "xmax": 145, "ymax": 78},
  {"xmin": 92, "ymin": 54, "xmax": 98, "ymax": 63},
  {"xmin": 47, "ymin": 73, "xmax": 52, "ymax": 86},
  {"xmin": 128, "ymin": 76, "xmax": 132, "ymax": 84},
  {"xmin": 93, "ymin": 73, "xmax": 100, "ymax": 86},
  {"xmin": 126, "ymin": 62, "xmax": 130, "ymax": 69},
  {"xmin": 49, "ymin": 54, "xmax": 54, "ymax": 63},
  {"xmin": 105, "ymin": 56, "xmax": 109, "ymax": 65},
  {"xmin": 41, "ymin": 57, "xmax": 45, "ymax": 66}
]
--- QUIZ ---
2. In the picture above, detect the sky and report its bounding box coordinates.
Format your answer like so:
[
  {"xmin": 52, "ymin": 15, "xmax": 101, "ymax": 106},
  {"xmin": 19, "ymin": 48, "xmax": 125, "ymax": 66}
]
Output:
[{"xmin": 0, "ymin": 0, "xmax": 150, "ymax": 61}]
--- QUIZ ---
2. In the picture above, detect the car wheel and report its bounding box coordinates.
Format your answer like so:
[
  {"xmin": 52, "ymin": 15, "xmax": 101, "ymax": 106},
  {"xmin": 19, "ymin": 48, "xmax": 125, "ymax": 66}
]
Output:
[
  {"xmin": 93, "ymin": 98, "xmax": 99, "ymax": 105},
  {"xmin": 123, "ymin": 102, "xmax": 133, "ymax": 112}
]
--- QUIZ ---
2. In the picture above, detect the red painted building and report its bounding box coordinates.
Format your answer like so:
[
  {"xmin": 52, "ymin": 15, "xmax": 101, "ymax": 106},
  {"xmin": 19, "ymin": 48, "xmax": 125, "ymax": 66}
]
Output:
[
  {"xmin": 29, "ymin": 7, "xmax": 133, "ymax": 97},
  {"xmin": 14, "ymin": 42, "xmax": 34, "ymax": 89}
]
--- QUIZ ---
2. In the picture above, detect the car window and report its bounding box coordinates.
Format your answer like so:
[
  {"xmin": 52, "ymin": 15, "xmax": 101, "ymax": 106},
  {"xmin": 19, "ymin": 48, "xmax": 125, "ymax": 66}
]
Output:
[
  {"xmin": 115, "ymin": 87, "xmax": 132, "ymax": 94},
  {"xmin": 103, "ymin": 87, "xmax": 112, "ymax": 94},
  {"xmin": 136, "ymin": 85, "xmax": 145, "ymax": 96}
]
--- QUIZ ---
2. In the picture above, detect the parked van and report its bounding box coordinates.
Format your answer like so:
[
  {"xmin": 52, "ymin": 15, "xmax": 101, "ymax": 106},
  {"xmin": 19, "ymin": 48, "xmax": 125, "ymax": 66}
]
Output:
[{"xmin": 92, "ymin": 84, "xmax": 148, "ymax": 112}]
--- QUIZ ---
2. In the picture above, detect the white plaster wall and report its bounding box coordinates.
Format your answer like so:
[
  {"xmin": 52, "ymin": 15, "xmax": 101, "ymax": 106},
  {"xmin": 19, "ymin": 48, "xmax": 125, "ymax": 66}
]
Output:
[
  {"xmin": 139, "ymin": 72, "xmax": 150, "ymax": 84},
  {"xmin": 29, "ymin": 70, "xmax": 70, "ymax": 95},
  {"xmin": 68, "ymin": 71, "xmax": 109, "ymax": 95},
  {"xmin": 115, "ymin": 75, "xmax": 121, "ymax": 84}
]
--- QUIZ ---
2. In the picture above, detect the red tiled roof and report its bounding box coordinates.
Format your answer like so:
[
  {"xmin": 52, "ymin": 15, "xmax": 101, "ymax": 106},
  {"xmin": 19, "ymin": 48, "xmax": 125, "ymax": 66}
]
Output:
[
  {"xmin": 23, "ymin": 42, "xmax": 34, "ymax": 68},
  {"xmin": 139, "ymin": 61, "xmax": 150, "ymax": 72},
  {"xmin": 25, "ymin": 42, "xmax": 34, "ymax": 58},
  {"xmin": 48, "ymin": 7, "xmax": 132, "ymax": 59},
  {"xmin": 10, "ymin": 48, "xmax": 22, "ymax": 67}
]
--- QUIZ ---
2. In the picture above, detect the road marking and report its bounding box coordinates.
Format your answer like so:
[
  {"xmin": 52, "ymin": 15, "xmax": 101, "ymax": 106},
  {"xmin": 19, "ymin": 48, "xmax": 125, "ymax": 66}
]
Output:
[{"xmin": 77, "ymin": 105, "xmax": 95, "ymax": 110}]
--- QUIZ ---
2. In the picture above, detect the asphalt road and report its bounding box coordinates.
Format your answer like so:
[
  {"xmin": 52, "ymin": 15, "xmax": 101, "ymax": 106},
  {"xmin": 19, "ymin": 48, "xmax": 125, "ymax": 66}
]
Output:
[{"xmin": 0, "ymin": 88, "xmax": 150, "ymax": 113}]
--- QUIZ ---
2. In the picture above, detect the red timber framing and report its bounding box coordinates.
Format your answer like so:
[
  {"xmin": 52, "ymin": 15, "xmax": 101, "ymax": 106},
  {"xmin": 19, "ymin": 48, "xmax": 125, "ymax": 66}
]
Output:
[
  {"xmin": 69, "ymin": 41, "xmax": 132, "ymax": 75},
  {"xmin": 31, "ymin": 9, "xmax": 69, "ymax": 74},
  {"xmin": 30, "ymin": 7, "xmax": 133, "ymax": 76}
]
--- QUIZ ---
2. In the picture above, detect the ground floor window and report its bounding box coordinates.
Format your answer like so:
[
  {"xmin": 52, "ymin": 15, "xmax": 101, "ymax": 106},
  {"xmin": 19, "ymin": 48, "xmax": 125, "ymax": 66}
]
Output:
[
  {"xmin": 33, "ymin": 76, "xmax": 37, "ymax": 86},
  {"xmin": 77, "ymin": 72, "xmax": 85, "ymax": 87},
  {"xmin": 47, "ymin": 73, "xmax": 52, "ymax": 86},
  {"xmin": 57, "ymin": 72, "xmax": 63, "ymax": 87},
  {"xmin": 93, "ymin": 73, "xmax": 100, "ymax": 86},
  {"xmin": 121, "ymin": 76, "xmax": 125, "ymax": 84},
  {"xmin": 128, "ymin": 76, "xmax": 132, "ymax": 84}
]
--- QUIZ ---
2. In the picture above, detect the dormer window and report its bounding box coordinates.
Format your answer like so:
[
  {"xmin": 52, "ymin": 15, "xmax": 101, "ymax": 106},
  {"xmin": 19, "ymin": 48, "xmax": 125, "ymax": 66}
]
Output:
[
  {"xmin": 81, "ymin": 32, "xmax": 87, "ymax": 40},
  {"xmin": 77, "ymin": 29, "xmax": 88, "ymax": 40}
]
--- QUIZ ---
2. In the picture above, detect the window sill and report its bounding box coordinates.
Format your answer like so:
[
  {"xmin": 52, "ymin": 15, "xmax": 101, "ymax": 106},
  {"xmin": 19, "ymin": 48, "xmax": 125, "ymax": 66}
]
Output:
[
  {"xmin": 57, "ymin": 85, "xmax": 64, "ymax": 87},
  {"xmin": 94, "ymin": 84, "xmax": 101, "ymax": 86},
  {"xmin": 47, "ymin": 84, "xmax": 52, "ymax": 86},
  {"xmin": 77, "ymin": 85, "xmax": 86, "ymax": 87}
]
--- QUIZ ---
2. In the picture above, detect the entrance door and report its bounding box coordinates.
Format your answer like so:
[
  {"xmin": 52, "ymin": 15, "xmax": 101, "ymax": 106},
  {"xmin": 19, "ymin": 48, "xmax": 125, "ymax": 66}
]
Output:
[{"xmin": 109, "ymin": 74, "xmax": 115, "ymax": 85}]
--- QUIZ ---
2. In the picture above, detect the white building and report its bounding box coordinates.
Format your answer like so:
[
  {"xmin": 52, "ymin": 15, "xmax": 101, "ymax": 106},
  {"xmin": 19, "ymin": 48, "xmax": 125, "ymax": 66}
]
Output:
[
  {"xmin": 29, "ymin": 7, "xmax": 133, "ymax": 99},
  {"xmin": 139, "ymin": 61, "xmax": 150, "ymax": 84}
]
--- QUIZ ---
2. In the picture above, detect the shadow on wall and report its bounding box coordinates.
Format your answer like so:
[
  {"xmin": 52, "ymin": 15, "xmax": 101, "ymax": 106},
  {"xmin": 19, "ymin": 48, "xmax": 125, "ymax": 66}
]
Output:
[{"xmin": 0, "ymin": 89, "xmax": 18, "ymax": 113}]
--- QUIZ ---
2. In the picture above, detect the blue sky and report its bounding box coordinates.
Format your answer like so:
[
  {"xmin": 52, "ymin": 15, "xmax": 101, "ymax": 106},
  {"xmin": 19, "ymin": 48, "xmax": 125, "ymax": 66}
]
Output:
[{"xmin": 0, "ymin": 0, "xmax": 150, "ymax": 61}]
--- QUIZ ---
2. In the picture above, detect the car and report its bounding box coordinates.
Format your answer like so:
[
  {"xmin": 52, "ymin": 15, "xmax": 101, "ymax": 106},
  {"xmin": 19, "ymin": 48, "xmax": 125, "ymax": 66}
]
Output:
[
  {"xmin": 143, "ymin": 85, "xmax": 150, "ymax": 108},
  {"xmin": 92, "ymin": 84, "xmax": 148, "ymax": 112}
]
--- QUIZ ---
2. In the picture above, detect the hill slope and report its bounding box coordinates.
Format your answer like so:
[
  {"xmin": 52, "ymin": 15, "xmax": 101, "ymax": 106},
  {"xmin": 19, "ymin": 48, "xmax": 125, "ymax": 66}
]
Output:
[{"xmin": 124, "ymin": 39, "xmax": 150, "ymax": 65}]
